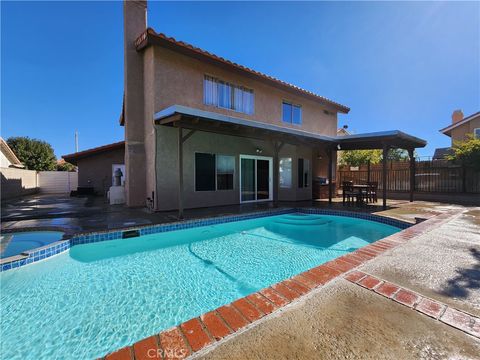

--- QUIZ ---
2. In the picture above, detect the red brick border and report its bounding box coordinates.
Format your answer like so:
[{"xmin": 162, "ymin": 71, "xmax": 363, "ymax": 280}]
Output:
[
  {"xmin": 344, "ymin": 271, "xmax": 480, "ymax": 339},
  {"xmin": 101, "ymin": 211, "xmax": 461, "ymax": 359}
]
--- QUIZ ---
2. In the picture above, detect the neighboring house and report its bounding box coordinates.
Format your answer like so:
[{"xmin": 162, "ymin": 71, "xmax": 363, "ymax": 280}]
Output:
[
  {"xmin": 434, "ymin": 110, "xmax": 480, "ymax": 160},
  {"xmin": 336, "ymin": 127, "xmax": 351, "ymax": 137},
  {"xmin": 120, "ymin": 1, "xmax": 425, "ymax": 211},
  {"xmin": 0, "ymin": 137, "xmax": 24, "ymax": 169},
  {"xmin": 63, "ymin": 141, "xmax": 125, "ymax": 195}
]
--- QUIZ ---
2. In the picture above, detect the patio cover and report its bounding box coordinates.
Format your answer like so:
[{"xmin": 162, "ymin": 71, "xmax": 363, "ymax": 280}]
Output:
[{"xmin": 153, "ymin": 105, "xmax": 427, "ymax": 216}]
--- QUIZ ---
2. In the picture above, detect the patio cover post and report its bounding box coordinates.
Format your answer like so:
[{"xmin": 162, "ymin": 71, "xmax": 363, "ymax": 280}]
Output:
[
  {"xmin": 382, "ymin": 143, "xmax": 389, "ymax": 209},
  {"xmin": 328, "ymin": 147, "xmax": 333, "ymax": 204},
  {"xmin": 367, "ymin": 160, "xmax": 371, "ymax": 183},
  {"xmin": 408, "ymin": 148, "xmax": 415, "ymax": 202},
  {"xmin": 178, "ymin": 125, "xmax": 184, "ymax": 219}
]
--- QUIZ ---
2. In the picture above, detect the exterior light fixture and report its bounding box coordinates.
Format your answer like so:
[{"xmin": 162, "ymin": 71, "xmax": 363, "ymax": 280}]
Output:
[
  {"xmin": 337, "ymin": 144, "xmax": 341, "ymax": 150},
  {"xmin": 256, "ymin": 148, "xmax": 263, "ymax": 154}
]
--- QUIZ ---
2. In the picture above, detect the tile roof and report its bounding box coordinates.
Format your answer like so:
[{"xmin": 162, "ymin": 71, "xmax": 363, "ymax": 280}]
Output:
[
  {"xmin": 62, "ymin": 141, "xmax": 125, "ymax": 165},
  {"xmin": 135, "ymin": 28, "xmax": 350, "ymax": 114}
]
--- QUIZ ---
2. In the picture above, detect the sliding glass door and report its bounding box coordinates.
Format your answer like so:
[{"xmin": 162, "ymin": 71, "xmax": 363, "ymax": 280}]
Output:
[{"xmin": 240, "ymin": 155, "xmax": 273, "ymax": 203}]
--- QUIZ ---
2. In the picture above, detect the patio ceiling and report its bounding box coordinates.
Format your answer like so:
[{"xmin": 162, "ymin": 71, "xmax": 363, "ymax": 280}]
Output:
[{"xmin": 154, "ymin": 105, "xmax": 427, "ymax": 151}]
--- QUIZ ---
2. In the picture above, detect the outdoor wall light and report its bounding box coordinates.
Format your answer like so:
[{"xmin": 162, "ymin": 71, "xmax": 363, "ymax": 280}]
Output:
[
  {"xmin": 256, "ymin": 148, "xmax": 263, "ymax": 154},
  {"xmin": 337, "ymin": 144, "xmax": 341, "ymax": 150}
]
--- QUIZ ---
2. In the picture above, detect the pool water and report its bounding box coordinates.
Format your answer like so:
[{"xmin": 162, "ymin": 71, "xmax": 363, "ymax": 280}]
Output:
[
  {"xmin": 0, "ymin": 231, "xmax": 64, "ymax": 258},
  {"xmin": 0, "ymin": 213, "xmax": 400, "ymax": 359}
]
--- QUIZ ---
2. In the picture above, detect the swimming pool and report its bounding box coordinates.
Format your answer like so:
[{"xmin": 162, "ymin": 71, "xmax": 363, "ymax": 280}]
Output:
[
  {"xmin": 0, "ymin": 213, "xmax": 401, "ymax": 359},
  {"xmin": 0, "ymin": 231, "xmax": 64, "ymax": 258}
]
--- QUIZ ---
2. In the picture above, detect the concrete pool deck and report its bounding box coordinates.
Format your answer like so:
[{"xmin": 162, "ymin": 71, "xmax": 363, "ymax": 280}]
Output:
[{"xmin": 2, "ymin": 195, "xmax": 479, "ymax": 359}]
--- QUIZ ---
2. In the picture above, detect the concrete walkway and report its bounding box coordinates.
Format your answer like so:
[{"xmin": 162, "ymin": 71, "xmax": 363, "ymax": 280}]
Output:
[{"xmin": 194, "ymin": 209, "xmax": 480, "ymax": 360}]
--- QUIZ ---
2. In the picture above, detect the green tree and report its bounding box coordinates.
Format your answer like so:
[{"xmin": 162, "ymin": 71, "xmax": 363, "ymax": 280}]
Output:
[
  {"xmin": 6, "ymin": 137, "xmax": 56, "ymax": 171},
  {"xmin": 339, "ymin": 149, "xmax": 382, "ymax": 166},
  {"xmin": 446, "ymin": 134, "xmax": 480, "ymax": 171},
  {"xmin": 339, "ymin": 148, "xmax": 412, "ymax": 166},
  {"xmin": 56, "ymin": 160, "xmax": 76, "ymax": 172}
]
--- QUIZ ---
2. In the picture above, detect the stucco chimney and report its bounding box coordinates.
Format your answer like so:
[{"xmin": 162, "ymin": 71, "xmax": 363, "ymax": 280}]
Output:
[
  {"xmin": 451, "ymin": 109, "xmax": 464, "ymax": 124},
  {"xmin": 123, "ymin": 0, "xmax": 147, "ymax": 207}
]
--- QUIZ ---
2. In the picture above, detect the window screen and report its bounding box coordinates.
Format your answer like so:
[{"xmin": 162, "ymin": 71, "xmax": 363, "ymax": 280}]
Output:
[{"xmin": 195, "ymin": 153, "xmax": 216, "ymax": 191}]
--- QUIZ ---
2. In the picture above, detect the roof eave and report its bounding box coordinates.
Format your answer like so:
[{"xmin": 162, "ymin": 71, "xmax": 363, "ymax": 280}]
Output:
[{"xmin": 136, "ymin": 29, "xmax": 350, "ymax": 114}]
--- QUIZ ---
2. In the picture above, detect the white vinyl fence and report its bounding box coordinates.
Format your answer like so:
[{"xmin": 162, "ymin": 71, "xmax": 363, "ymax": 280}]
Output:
[{"xmin": 38, "ymin": 171, "xmax": 78, "ymax": 194}]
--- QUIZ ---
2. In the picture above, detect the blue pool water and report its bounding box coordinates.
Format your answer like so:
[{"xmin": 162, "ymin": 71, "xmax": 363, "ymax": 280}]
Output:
[
  {"xmin": 0, "ymin": 231, "xmax": 64, "ymax": 258},
  {"xmin": 0, "ymin": 213, "xmax": 400, "ymax": 359}
]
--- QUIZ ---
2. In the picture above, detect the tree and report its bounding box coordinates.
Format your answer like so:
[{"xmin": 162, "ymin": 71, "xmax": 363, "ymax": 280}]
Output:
[
  {"xmin": 338, "ymin": 149, "xmax": 382, "ymax": 166},
  {"xmin": 339, "ymin": 148, "xmax": 412, "ymax": 166},
  {"xmin": 446, "ymin": 134, "xmax": 480, "ymax": 171},
  {"xmin": 6, "ymin": 137, "xmax": 56, "ymax": 171},
  {"xmin": 56, "ymin": 159, "xmax": 76, "ymax": 172}
]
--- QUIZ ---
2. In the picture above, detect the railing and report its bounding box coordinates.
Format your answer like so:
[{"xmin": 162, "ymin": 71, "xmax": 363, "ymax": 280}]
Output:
[{"xmin": 338, "ymin": 162, "xmax": 480, "ymax": 194}]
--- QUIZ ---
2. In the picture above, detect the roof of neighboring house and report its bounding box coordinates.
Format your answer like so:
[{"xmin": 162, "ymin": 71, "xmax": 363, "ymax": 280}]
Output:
[
  {"xmin": 0, "ymin": 137, "xmax": 24, "ymax": 168},
  {"xmin": 440, "ymin": 111, "xmax": 480, "ymax": 136},
  {"xmin": 432, "ymin": 147, "xmax": 453, "ymax": 160},
  {"xmin": 134, "ymin": 28, "xmax": 350, "ymax": 114},
  {"xmin": 62, "ymin": 141, "xmax": 125, "ymax": 165},
  {"xmin": 336, "ymin": 128, "xmax": 351, "ymax": 136}
]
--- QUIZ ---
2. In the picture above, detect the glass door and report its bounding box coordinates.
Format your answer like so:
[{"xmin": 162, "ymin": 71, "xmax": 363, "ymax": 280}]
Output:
[{"xmin": 240, "ymin": 155, "xmax": 273, "ymax": 203}]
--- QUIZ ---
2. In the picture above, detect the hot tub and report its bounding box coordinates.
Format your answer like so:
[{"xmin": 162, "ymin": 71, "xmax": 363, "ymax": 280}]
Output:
[{"xmin": 0, "ymin": 231, "xmax": 64, "ymax": 258}]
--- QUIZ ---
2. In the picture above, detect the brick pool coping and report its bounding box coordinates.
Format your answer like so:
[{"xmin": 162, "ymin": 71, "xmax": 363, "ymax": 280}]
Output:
[
  {"xmin": 0, "ymin": 207, "xmax": 410, "ymax": 272},
  {"xmin": 101, "ymin": 210, "xmax": 461, "ymax": 360},
  {"xmin": 345, "ymin": 271, "xmax": 480, "ymax": 338}
]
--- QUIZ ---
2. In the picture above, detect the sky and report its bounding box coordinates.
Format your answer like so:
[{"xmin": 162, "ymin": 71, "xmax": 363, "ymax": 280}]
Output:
[{"xmin": 1, "ymin": 1, "xmax": 479, "ymax": 158}]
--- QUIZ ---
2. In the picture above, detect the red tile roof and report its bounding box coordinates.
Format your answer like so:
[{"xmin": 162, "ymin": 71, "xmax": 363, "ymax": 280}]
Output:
[
  {"xmin": 62, "ymin": 141, "xmax": 125, "ymax": 165},
  {"xmin": 135, "ymin": 28, "xmax": 350, "ymax": 114}
]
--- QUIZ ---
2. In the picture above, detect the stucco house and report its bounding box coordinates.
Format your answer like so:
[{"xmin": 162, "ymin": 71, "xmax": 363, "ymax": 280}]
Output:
[
  {"xmin": 0, "ymin": 137, "xmax": 24, "ymax": 169},
  {"xmin": 63, "ymin": 141, "xmax": 125, "ymax": 195},
  {"xmin": 121, "ymin": 1, "xmax": 426, "ymax": 214},
  {"xmin": 434, "ymin": 110, "xmax": 480, "ymax": 160}
]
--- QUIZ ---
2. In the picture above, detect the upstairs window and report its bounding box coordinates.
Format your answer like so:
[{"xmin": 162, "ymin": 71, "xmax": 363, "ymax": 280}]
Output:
[
  {"xmin": 282, "ymin": 102, "xmax": 302, "ymax": 125},
  {"xmin": 204, "ymin": 75, "xmax": 254, "ymax": 115},
  {"xmin": 298, "ymin": 158, "xmax": 310, "ymax": 188}
]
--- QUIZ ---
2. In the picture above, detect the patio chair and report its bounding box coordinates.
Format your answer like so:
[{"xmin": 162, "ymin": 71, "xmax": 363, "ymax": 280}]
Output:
[
  {"xmin": 367, "ymin": 182, "xmax": 378, "ymax": 203},
  {"xmin": 342, "ymin": 181, "xmax": 356, "ymax": 205}
]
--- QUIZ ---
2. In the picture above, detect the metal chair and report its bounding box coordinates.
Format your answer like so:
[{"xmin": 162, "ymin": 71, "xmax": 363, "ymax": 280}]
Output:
[
  {"xmin": 342, "ymin": 181, "xmax": 356, "ymax": 205},
  {"xmin": 367, "ymin": 181, "xmax": 378, "ymax": 203}
]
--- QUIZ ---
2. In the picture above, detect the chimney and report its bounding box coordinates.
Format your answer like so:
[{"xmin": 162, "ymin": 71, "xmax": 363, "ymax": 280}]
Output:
[
  {"xmin": 451, "ymin": 109, "xmax": 464, "ymax": 124},
  {"xmin": 123, "ymin": 0, "xmax": 147, "ymax": 207}
]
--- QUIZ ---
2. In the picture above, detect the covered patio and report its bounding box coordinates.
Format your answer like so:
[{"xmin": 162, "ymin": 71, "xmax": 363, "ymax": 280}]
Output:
[{"xmin": 154, "ymin": 105, "xmax": 427, "ymax": 217}]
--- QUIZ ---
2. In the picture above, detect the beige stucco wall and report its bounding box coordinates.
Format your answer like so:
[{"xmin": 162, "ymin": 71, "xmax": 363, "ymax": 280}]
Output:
[
  {"xmin": 152, "ymin": 47, "xmax": 339, "ymax": 136},
  {"xmin": 76, "ymin": 148, "xmax": 125, "ymax": 195},
  {"xmin": 449, "ymin": 117, "xmax": 480, "ymax": 145},
  {"xmin": 1, "ymin": 167, "xmax": 38, "ymax": 199},
  {"xmin": 155, "ymin": 128, "xmax": 322, "ymax": 211},
  {"xmin": 149, "ymin": 46, "xmax": 339, "ymax": 210}
]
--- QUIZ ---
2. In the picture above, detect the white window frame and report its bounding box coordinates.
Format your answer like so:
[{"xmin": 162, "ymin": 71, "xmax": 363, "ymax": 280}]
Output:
[
  {"xmin": 279, "ymin": 157, "xmax": 292, "ymax": 189},
  {"xmin": 474, "ymin": 128, "xmax": 480, "ymax": 139},
  {"xmin": 239, "ymin": 154, "xmax": 273, "ymax": 203},
  {"xmin": 203, "ymin": 75, "xmax": 254, "ymax": 115}
]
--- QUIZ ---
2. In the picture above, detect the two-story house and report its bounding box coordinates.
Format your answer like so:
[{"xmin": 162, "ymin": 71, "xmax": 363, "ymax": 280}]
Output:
[
  {"xmin": 434, "ymin": 110, "xmax": 480, "ymax": 160},
  {"xmin": 121, "ymin": 1, "xmax": 426, "ymax": 213}
]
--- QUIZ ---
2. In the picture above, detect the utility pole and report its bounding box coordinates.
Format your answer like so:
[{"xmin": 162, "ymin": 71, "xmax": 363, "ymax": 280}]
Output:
[{"xmin": 75, "ymin": 131, "xmax": 79, "ymax": 152}]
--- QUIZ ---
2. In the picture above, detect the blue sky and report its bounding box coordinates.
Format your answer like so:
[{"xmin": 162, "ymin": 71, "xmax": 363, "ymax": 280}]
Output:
[{"xmin": 2, "ymin": 1, "xmax": 479, "ymax": 158}]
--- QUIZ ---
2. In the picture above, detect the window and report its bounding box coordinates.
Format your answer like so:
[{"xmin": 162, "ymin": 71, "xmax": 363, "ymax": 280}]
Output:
[
  {"xmin": 298, "ymin": 158, "xmax": 310, "ymax": 188},
  {"xmin": 282, "ymin": 102, "xmax": 302, "ymax": 125},
  {"xmin": 204, "ymin": 75, "xmax": 254, "ymax": 115},
  {"xmin": 195, "ymin": 153, "xmax": 216, "ymax": 191},
  {"xmin": 195, "ymin": 153, "xmax": 235, "ymax": 191},
  {"xmin": 474, "ymin": 128, "xmax": 480, "ymax": 139},
  {"xmin": 216, "ymin": 155, "xmax": 235, "ymax": 190},
  {"xmin": 279, "ymin": 157, "xmax": 292, "ymax": 188}
]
